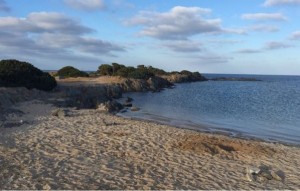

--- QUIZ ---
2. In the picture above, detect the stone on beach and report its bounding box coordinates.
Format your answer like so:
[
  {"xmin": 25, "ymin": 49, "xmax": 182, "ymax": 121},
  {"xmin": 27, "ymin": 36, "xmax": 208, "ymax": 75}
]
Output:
[
  {"xmin": 104, "ymin": 100, "xmax": 124, "ymax": 113},
  {"xmin": 246, "ymin": 165, "xmax": 284, "ymax": 183},
  {"xmin": 51, "ymin": 109, "xmax": 68, "ymax": 118},
  {"xmin": 123, "ymin": 102, "xmax": 133, "ymax": 107},
  {"xmin": 131, "ymin": 107, "xmax": 140, "ymax": 111}
]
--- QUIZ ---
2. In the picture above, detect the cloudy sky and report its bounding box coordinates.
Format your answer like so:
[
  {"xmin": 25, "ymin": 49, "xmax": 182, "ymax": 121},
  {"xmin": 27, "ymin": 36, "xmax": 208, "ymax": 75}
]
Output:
[{"xmin": 0, "ymin": 0, "xmax": 300, "ymax": 75}]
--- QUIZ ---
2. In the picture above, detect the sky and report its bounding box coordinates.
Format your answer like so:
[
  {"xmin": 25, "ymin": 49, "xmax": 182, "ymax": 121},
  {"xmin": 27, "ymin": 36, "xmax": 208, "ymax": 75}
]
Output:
[{"xmin": 0, "ymin": 0, "xmax": 300, "ymax": 75}]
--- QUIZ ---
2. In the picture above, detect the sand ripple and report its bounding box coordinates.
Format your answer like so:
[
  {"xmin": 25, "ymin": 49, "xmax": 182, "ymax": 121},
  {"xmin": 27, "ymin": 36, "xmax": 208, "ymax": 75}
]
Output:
[{"xmin": 1, "ymin": 108, "xmax": 300, "ymax": 189}]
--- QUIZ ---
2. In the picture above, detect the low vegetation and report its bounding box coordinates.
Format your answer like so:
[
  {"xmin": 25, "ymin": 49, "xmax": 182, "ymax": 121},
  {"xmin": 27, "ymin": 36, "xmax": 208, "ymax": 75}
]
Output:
[
  {"xmin": 56, "ymin": 66, "xmax": 89, "ymax": 78},
  {"xmin": 0, "ymin": 59, "xmax": 57, "ymax": 91},
  {"xmin": 97, "ymin": 63, "xmax": 206, "ymax": 81}
]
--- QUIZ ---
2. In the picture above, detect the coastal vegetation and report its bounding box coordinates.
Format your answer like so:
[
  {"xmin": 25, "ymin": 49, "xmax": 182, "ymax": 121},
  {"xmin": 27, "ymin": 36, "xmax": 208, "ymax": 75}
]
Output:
[
  {"xmin": 0, "ymin": 59, "xmax": 56, "ymax": 91},
  {"xmin": 97, "ymin": 63, "xmax": 207, "ymax": 82},
  {"xmin": 56, "ymin": 66, "xmax": 89, "ymax": 78}
]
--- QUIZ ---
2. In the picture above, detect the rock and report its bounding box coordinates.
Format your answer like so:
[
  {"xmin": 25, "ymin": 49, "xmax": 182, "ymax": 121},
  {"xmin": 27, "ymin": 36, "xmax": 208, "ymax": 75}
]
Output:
[
  {"xmin": 120, "ymin": 108, "xmax": 127, "ymax": 113},
  {"xmin": 248, "ymin": 166, "xmax": 261, "ymax": 175},
  {"xmin": 246, "ymin": 165, "xmax": 284, "ymax": 183},
  {"xmin": 121, "ymin": 79, "xmax": 149, "ymax": 92},
  {"xmin": 43, "ymin": 184, "xmax": 51, "ymax": 190},
  {"xmin": 147, "ymin": 76, "xmax": 173, "ymax": 91},
  {"xmin": 270, "ymin": 170, "xmax": 282, "ymax": 181},
  {"xmin": 257, "ymin": 175, "xmax": 268, "ymax": 182},
  {"xmin": 126, "ymin": 97, "xmax": 133, "ymax": 102},
  {"xmin": 97, "ymin": 103, "xmax": 106, "ymax": 111},
  {"xmin": 105, "ymin": 100, "xmax": 124, "ymax": 113},
  {"xmin": 123, "ymin": 102, "xmax": 132, "ymax": 107},
  {"xmin": 131, "ymin": 107, "xmax": 140, "ymax": 112},
  {"xmin": 259, "ymin": 171, "xmax": 273, "ymax": 180},
  {"xmin": 160, "ymin": 72, "xmax": 207, "ymax": 83},
  {"xmin": 51, "ymin": 109, "xmax": 68, "ymax": 117}
]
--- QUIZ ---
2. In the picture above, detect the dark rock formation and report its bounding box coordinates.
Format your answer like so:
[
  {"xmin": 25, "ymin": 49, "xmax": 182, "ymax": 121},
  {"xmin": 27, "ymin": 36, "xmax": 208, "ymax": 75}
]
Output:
[
  {"xmin": 131, "ymin": 107, "xmax": 140, "ymax": 112},
  {"xmin": 0, "ymin": 87, "xmax": 48, "ymax": 108},
  {"xmin": 120, "ymin": 79, "xmax": 149, "ymax": 92},
  {"xmin": 147, "ymin": 76, "xmax": 173, "ymax": 92},
  {"xmin": 51, "ymin": 108, "xmax": 68, "ymax": 118},
  {"xmin": 105, "ymin": 100, "xmax": 124, "ymax": 113},
  {"xmin": 126, "ymin": 97, "xmax": 133, "ymax": 102},
  {"xmin": 161, "ymin": 73, "xmax": 207, "ymax": 83},
  {"xmin": 55, "ymin": 84, "xmax": 123, "ymax": 109},
  {"xmin": 123, "ymin": 102, "xmax": 132, "ymax": 107}
]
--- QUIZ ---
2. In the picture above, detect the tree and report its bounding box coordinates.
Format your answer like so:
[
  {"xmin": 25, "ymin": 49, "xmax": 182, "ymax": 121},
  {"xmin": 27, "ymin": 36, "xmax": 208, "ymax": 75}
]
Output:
[
  {"xmin": 57, "ymin": 66, "xmax": 89, "ymax": 78},
  {"xmin": 111, "ymin": 63, "xmax": 125, "ymax": 76},
  {"xmin": 115, "ymin": 67, "xmax": 136, "ymax": 78},
  {"xmin": 0, "ymin": 59, "xmax": 57, "ymax": 91},
  {"xmin": 97, "ymin": 64, "xmax": 113, "ymax": 76}
]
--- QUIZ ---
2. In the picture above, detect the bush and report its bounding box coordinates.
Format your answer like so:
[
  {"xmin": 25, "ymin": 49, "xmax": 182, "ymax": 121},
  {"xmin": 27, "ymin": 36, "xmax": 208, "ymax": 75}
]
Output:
[
  {"xmin": 97, "ymin": 64, "xmax": 113, "ymax": 76},
  {"xmin": 115, "ymin": 67, "xmax": 136, "ymax": 78},
  {"xmin": 127, "ymin": 67, "xmax": 154, "ymax": 79},
  {"xmin": 57, "ymin": 66, "xmax": 89, "ymax": 78},
  {"xmin": 0, "ymin": 59, "xmax": 57, "ymax": 91}
]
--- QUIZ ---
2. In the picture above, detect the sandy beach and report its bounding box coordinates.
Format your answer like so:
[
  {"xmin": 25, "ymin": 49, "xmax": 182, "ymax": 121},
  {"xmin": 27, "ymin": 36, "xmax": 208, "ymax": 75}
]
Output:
[{"xmin": 1, "ymin": 100, "xmax": 300, "ymax": 190}]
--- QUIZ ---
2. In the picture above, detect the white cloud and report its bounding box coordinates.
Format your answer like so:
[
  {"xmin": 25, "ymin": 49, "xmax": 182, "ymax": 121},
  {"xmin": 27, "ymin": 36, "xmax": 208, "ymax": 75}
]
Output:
[
  {"xmin": 263, "ymin": 0, "xmax": 300, "ymax": 6},
  {"xmin": 0, "ymin": 0, "xmax": 10, "ymax": 12},
  {"xmin": 289, "ymin": 31, "xmax": 300, "ymax": 40},
  {"xmin": 235, "ymin": 40, "xmax": 292, "ymax": 53},
  {"xmin": 125, "ymin": 6, "xmax": 237, "ymax": 40},
  {"xmin": 236, "ymin": 49, "xmax": 262, "ymax": 54},
  {"xmin": 194, "ymin": 55, "xmax": 233, "ymax": 64},
  {"xmin": 162, "ymin": 40, "xmax": 202, "ymax": 52},
  {"xmin": 264, "ymin": 41, "xmax": 293, "ymax": 50},
  {"xmin": 0, "ymin": 12, "xmax": 93, "ymax": 34},
  {"xmin": 0, "ymin": 12, "xmax": 125, "ymax": 67},
  {"xmin": 241, "ymin": 13, "xmax": 287, "ymax": 21},
  {"xmin": 245, "ymin": 24, "xmax": 279, "ymax": 33},
  {"xmin": 64, "ymin": 0, "xmax": 105, "ymax": 11},
  {"xmin": 37, "ymin": 33, "xmax": 124, "ymax": 55}
]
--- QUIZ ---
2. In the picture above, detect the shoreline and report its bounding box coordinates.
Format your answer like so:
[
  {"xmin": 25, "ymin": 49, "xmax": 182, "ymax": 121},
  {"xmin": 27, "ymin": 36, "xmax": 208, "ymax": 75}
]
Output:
[
  {"xmin": 1, "ymin": 78, "xmax": 300, "ymax": 189},
  {"xmin": 117, "ymin": 112, "xmax": 300, "ymax": 148},
  {"xmin": 1, "ymin": 104, "xmax": 300, "ymax": 189}
]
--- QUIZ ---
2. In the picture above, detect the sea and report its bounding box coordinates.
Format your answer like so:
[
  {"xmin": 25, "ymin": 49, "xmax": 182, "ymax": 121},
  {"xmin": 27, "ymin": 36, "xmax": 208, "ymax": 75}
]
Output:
[{"xmin": 118, "ymin": 74, "xmax": 300, "ymax": 146}]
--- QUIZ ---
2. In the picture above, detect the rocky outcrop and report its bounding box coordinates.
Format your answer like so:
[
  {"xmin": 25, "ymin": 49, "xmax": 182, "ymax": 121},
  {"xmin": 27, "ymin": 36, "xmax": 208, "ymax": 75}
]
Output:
[
  {"xmin": 117, "ymin": 77, "xmax": 173, "ymax": 92},
  {"xmin": 104, "ymin": 100, "xmax": 124, "ymax": 113},
  {"xmin": 0, "ymin": 73, "xmax": 203, "ymax": 113},
  {"xmin": 147, "ymin": 76, "xmax": 173, "ymax": 92},
  {"xmin": 160, "ymin": 73, "xmax": 207, "ymax": 83},
  {"xmin": 55, "ymin": 84, "xmax": 123, "ymax": 109},
  {"xmin": 119, "ymin": 78, "xmax": 149, "ymax": 92},
  {"xmin": 0, "ymin": 87, "xmax": 48, "ymax": 108}
]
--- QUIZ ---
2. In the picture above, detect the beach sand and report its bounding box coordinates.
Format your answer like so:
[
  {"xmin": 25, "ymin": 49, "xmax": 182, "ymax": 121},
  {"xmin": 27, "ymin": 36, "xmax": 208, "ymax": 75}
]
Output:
[{"xmin": 1, "ymin": 101, "xmax": 300, "ymax": 190}]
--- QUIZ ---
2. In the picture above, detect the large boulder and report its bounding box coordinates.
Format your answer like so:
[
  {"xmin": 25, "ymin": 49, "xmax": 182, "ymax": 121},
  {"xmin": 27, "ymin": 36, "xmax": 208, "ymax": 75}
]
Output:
[
  {"xmin": 105, "ymin": 100, "xmax": 124, "ymax": 113},
  {"xmin": 0, "ymin": 59, "xmax": 57, "ymax": 91},
  {"xmin": 120, "ymin": 79, "xmax": 149, "ymax": 92},
  {"xmin": 147, "ymin": 76, "xmax": 173, "ymax": 91}
]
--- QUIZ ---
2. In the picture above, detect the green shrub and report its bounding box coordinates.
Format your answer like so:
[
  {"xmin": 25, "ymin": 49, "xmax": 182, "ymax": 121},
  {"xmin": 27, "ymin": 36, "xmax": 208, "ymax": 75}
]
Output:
[
  {"xmin": 128, "ymin": 67, "xmax": 154, "ymax": 79},
  {"xmin": 57, "ymin": 66, "xmax": 89, "ymax": 78},
  {"xmin": 97, "ymin": 64, "xmax": 113, "ymax": 76},
  {"xmin": 0, "ymin": 59, "xmax": 57, "ymax": 91},
  {"xmin": 115, "ymin": 66, "xmax": 136, "ymax": 78}
]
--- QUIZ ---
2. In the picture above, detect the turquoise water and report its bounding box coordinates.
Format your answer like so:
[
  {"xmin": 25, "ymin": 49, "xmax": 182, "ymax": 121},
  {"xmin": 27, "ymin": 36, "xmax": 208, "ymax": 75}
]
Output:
[{"xmin": 119, "ymin": 74, "xmax": 300, "ymax": 145}]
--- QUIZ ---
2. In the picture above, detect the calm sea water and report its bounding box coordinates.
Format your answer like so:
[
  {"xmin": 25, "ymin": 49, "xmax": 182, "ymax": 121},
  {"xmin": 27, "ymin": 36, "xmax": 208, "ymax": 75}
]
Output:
[{"xmin": 118, "ymin": 74, "xmax": 300, "ymax": 145}]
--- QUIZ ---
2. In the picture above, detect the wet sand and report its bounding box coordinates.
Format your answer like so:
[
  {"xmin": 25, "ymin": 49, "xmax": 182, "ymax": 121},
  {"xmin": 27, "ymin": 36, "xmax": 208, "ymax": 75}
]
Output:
[{"xmin": 1, "ymin": 102, "xmax": 300, "ymax": 190}]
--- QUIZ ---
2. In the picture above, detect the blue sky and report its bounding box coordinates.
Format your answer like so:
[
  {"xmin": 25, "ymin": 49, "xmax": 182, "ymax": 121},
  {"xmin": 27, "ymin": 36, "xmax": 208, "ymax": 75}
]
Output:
[{"xmin": 0, "ymin": 0, "xmax": 300, "ymax": 75}]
